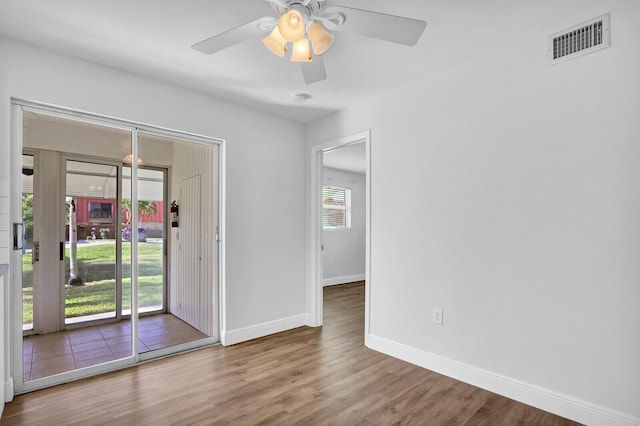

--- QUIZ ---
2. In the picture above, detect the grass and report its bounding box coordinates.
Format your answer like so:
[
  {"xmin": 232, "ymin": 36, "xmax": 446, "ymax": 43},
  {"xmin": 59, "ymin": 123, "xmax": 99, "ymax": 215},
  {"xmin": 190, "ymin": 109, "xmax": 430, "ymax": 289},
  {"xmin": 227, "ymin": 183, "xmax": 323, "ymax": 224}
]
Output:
[{"xmin": 22, "ymin": 240, "xmax": 163, "ymax": 324}]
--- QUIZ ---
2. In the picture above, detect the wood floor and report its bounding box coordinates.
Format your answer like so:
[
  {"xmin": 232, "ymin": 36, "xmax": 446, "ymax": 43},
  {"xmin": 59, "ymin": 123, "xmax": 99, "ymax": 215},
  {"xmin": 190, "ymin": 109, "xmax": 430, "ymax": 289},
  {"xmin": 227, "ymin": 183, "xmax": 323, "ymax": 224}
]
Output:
[{"xmin": 1, "ymin": 282, "xmax": 580, "ymax": 425}]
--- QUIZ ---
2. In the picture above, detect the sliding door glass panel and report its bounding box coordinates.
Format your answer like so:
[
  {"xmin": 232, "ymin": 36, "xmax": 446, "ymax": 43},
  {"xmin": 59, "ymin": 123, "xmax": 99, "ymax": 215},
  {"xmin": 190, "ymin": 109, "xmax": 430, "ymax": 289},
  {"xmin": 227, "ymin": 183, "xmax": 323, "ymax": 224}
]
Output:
[
  {"xmin": 122, "ymin": 166, "xmax": 165, "ymax": 316},
  {"xmin": 21, "ymin": 154, "xmax": 34, "ymax": 332},
  {"xmin": 64, "ymin": 160, "xmax": 119, "ymax": 325},
  {"xmin": 21, "ymin": 110, "xmax": 134, "ymax": 385},
  {"xmin": 135, "ymin": 133, "xmax": 214, "ymax": 354}
]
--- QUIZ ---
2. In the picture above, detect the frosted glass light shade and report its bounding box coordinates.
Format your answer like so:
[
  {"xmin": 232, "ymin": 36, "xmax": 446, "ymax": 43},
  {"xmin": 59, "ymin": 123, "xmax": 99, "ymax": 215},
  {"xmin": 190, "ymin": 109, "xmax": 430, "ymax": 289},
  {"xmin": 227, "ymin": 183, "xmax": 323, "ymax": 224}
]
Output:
[
  {"xmin": 263, "ymin": 27, "xmax": 287, "ymax": 57},
  {"xmin": 278, "ymin": 10, "xmax": 305, "ymax": 43},
  {"xmin": 290, "ymin": 38, "xmax": 312, "ymax": 62},
  {"xmin": 308, "ymin": 22, "xmax": 333, "ymax": 55}
]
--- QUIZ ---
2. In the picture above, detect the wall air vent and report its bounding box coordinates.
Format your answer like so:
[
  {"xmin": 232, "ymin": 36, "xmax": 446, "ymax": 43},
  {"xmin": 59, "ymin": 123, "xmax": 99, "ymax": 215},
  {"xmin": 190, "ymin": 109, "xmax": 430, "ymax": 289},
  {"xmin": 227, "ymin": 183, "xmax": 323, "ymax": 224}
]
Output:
[{"xmin": 548, "ymin": 13, "xmax": 610, "ymax": 65}]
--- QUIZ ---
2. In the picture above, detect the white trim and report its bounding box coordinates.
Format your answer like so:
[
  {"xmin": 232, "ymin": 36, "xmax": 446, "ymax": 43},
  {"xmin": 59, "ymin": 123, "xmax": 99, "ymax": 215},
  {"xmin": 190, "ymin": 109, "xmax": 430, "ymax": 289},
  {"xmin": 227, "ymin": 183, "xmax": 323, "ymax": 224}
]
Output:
[
  {"xmin": 8, "ymin": 103, "xmax": 22, "ymax": 396},
  {"xmin": 12, "ymin": 99, "xmax": 224, "ymax": 146},
  {"xmin": 4, "ymin": 378, "xmax": 13, "ymax": 403},
  {"xmin": 367, "ymin": 334, "xmax": 640, "ymax": 426},
  {"xmin": 221, "ymin": 315, "xmax": 307, "ymax": 346},
  {"xmin": 323, "ymin": 274, "xmax": 365, "ymax": 287},
  {"xmin": 21, "ymin": 357, "xmax": 136, "ymax": 394},
  {"xmin": 131, "ymin": 128, "xmax": 140, "ymax": 360},
  {"xmin": 137, "ymin": 338, "xmax": 218, "ymax": 362},
  {"xmin": 216, "ymin": 139, "xmax": 226, "ymax": 344},
  {"xmin": 308, "ymin": 147, "xmax": 324, "ymax": 327}
]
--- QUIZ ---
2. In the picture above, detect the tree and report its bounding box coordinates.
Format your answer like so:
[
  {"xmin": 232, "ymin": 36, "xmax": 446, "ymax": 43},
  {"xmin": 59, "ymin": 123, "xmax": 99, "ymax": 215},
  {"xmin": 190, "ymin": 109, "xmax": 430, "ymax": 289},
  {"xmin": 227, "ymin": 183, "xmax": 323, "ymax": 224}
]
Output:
[
  {"xmin": 22, "ymin": 194, "xmax": 34, "ymax": 249},
  {"xmin": 68, "ymin": 199, "xmax": 83, "ymax": 286},
  {"xmin": 121, "ymin": 199, "xmax": 132, "ymax": 226},
  {"xmin": 121, "ymin": 199, "xmax": 157, "ymax": 227},
  {"xmin": 22, "ymin": 194, "xmax": 34, "ymax": 234},
  {"xmin": 138, "ymin": 201, "xmax": 158, "ymax": 226}
]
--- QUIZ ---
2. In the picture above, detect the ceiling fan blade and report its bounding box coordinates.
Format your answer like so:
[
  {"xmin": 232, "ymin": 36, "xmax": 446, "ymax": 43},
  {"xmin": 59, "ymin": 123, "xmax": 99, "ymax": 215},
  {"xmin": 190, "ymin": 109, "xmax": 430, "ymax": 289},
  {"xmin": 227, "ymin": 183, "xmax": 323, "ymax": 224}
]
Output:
[
  {"xmin": 325, "ymin": 5, "xmax": 426, "ymax": 46},
  {"xmin": 192, "ymin": 17, "xmax": 275, "ymax": 55},
  {"xmin": 301, "ymin": 55, "xmax": 327, "ymax": 84}
]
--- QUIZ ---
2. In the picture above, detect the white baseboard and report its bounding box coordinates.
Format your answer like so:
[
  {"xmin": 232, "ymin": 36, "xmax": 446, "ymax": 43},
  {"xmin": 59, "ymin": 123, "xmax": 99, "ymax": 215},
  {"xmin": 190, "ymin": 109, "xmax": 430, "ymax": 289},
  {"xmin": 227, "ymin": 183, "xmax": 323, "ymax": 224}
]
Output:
[
  {"xmin": 4, "ymin": 377, "xmax": 13, "ymax": 402},
  {"xmin": 221, "ymin": 314, "xmax": 307, "ymax": 346},
  {"xmin": 305, "ymin": 313, "xmax": 321, "ymax": 328},
  {"xmin": 323, "ymin": 273, "xmax": 365, "ymax": 287},
  {"xmin": 367, "ymin": 335, "xmax": 639, "ymax": 426}
]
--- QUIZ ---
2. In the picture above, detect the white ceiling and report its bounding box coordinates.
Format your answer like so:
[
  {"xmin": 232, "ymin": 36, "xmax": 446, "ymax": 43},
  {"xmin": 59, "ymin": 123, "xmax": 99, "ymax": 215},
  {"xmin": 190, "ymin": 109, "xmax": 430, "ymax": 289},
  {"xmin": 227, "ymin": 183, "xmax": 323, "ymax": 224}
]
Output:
[{"xmin": 0, "ymin": 0, "xmax": 601, "ymax": 123}]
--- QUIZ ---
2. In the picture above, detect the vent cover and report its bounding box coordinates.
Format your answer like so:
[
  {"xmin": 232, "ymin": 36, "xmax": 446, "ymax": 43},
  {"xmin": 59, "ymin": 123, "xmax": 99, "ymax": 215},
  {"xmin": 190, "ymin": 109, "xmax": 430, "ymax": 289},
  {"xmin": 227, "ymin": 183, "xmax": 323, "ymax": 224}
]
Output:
[{"xmin": 548, "ymin": 13, "xmax": 610, "ymax": 65}]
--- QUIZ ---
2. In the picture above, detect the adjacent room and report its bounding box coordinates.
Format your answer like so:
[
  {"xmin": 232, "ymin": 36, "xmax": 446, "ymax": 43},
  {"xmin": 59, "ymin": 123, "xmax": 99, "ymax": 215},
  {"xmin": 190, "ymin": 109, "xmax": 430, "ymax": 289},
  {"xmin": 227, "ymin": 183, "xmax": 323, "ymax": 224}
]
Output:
[{"xmin": 0, "ymin": 1, "xmax": 638, "ymax": 425}]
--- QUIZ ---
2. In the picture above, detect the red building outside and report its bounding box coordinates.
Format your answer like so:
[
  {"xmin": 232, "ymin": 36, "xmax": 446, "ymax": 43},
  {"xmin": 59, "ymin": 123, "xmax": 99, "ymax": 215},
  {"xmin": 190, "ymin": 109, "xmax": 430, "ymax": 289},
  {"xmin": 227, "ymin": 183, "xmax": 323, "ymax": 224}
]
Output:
[{"xmin": 71, "ymin": 198, "xmax": 164, "ymax": 240}]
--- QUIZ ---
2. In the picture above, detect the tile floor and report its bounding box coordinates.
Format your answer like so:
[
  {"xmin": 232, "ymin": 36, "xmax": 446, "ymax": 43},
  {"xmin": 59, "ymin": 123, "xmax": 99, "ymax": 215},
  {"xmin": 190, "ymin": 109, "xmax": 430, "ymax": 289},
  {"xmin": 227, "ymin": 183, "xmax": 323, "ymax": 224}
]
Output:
[{"xmin": 23, "ymin": 314, "xmax": 208, "ymax": 381}]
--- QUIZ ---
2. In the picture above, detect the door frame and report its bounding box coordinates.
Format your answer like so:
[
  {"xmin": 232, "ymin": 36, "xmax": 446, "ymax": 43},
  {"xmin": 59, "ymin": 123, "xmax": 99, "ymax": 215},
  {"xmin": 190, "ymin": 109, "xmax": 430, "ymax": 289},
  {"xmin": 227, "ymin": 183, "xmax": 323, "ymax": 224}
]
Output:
[
  {"xmin": 8, "ymin": 99, "xmax": 225, "ymax": 396},
  {"xmin": 307, "ymin": 130, "xmax": 371, "ymax": 345}
]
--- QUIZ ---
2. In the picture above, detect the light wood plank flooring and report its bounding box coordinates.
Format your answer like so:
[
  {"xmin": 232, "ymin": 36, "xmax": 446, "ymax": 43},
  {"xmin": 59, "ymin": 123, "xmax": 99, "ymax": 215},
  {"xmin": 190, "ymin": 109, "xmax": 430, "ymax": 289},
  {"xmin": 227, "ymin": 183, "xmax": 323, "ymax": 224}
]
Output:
[{"xmin": 1, "ymin": 282, "xmax": 580, "ymax": 425}]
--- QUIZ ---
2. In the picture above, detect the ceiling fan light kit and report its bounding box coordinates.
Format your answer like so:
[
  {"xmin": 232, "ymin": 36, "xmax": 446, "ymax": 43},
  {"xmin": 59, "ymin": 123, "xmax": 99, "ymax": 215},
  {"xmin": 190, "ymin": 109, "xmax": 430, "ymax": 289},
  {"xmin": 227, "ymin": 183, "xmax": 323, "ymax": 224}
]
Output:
[
  {"xmin": 263, "ymin": 27, "xmax": 287, "ymax": 57},
  {"xmin": 307, "ymin": 22, "xmax": 333, "ymax": 55},
  {"xmin": 191, "ymin": 0, "xmax": 427, "ymax": 84},
  {"xmin": 268, "ymin": 6, "xmax": 332, "ymax": 62},
  {"xmin": 291, "ymin": 38, "xmax": 312, "ymax": 62},
  {"xmin": 278, "ymin": 9, "xmax": 305, "ymax": 42}
]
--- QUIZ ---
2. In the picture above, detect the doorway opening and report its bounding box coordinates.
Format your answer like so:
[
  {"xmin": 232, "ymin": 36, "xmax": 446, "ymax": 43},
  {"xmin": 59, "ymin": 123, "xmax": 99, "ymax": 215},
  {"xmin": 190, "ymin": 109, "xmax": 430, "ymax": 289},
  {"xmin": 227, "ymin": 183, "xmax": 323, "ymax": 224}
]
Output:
[
  {"xmin": 12, "ymin": 103, "xmax": 221, "ymax": 391},
  {"xmin": 309, "ymin": 131, "xmax": 371, "ymax": 343},
  {"xmin": 322, "ymin": 143, "xmax": 366, "ymax": 286}
]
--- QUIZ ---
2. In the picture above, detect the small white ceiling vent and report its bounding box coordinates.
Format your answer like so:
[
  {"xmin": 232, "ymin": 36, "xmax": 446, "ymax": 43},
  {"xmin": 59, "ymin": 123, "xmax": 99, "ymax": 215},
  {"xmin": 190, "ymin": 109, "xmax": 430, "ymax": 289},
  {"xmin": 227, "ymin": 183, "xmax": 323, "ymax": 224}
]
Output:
[{"xmin": 548, "ymin": 13, "xmax": 610, "ymax": 65}]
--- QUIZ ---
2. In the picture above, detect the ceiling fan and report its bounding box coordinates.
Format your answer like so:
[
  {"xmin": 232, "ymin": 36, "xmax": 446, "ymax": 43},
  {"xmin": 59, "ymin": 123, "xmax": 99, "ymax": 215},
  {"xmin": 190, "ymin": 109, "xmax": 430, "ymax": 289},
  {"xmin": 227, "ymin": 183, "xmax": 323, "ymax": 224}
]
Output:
[{"xmin": 191, "ymin": 0, "xmax": 427, "ymax": 84}]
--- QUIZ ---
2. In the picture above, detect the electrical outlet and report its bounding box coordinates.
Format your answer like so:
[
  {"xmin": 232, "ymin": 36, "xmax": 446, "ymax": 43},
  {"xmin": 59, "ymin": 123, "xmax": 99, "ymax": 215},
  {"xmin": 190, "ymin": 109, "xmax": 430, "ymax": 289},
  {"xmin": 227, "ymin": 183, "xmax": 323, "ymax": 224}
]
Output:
[{"xmin": 433, "ymin": 308, "xmax": 443, "ymax": 326}]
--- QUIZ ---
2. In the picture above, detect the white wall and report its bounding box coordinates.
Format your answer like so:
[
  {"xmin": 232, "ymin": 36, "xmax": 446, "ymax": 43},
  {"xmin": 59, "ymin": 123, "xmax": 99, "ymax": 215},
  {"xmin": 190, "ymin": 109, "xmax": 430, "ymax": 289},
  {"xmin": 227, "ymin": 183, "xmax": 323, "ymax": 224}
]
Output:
[
  {"xmin": 0, "ymin": 37, "xmax": 306, "ymax": 356},
  {"xmin": 322, "ymin": 167, "xmax": 365, "ymax": 286},
  {"xmin": 306, "ymin": 2, "xmax": 640, "ymax": 424}
]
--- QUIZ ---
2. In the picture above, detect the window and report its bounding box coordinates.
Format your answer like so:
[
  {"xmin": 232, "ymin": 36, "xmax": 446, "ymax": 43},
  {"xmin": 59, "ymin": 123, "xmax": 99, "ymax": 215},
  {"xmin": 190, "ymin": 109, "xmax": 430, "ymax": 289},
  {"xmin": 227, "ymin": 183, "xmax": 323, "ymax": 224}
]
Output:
[
  {"xmin": 323, "ymin": 186, "xmax": 351, "ymax": 230},
  {"xmin": 88, "ymin": 201, "xmax": 113, "ymax": 222}
]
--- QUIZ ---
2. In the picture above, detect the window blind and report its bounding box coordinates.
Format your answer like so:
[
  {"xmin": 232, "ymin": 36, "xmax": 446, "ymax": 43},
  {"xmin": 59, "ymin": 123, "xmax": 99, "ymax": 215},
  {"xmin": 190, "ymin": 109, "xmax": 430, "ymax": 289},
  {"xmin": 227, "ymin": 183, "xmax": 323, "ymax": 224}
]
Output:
[{"xmin": 323, "ymin": 186, "xmax": 351, "ymax": 229}]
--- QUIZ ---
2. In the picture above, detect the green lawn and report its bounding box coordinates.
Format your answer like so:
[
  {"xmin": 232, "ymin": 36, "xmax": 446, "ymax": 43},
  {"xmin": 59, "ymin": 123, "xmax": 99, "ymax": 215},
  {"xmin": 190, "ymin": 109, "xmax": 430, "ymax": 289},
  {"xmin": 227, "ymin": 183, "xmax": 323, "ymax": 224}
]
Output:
[{"xmin": 22, "ymin": 240, "xmax": 163, "ymax": 324}]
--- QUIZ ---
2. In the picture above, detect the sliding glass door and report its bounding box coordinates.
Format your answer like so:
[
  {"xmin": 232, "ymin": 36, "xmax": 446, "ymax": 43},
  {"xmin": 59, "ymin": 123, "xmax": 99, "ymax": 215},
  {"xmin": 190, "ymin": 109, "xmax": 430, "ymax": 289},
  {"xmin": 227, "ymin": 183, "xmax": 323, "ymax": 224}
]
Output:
[{"xmin": 14, "ymin": 102, "xmax": 220, "ymax": 393}]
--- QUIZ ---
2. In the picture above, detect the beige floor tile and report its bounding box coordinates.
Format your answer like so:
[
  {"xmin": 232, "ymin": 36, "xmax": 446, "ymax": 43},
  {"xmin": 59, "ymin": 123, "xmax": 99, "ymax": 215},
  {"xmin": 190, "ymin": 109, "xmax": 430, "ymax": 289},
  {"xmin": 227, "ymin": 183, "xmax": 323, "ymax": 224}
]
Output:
[
  {"xmin": 73, "ymin": 346, "xmax": 113, "ymax": 362},
  {"xmin": 138, "ymin": 328, "xmax": 168, "ymax": 339},
  {"xmin": 71, "ymin": 340, "xmax": 107, "ymax": 353},
  {"xmin": 32, "ymin": 345, "xmax": 74, "ymax": 361},
  {"xmin": 30, "ymin": 361, "xmax": 76, "ymax": 380},
  {"xmin": 69, "ymin": 332, "xmax": 104, "ymax": 345},
  {"xmin": 75, "ymin": 354, "xmax": 117, "ymax": 369},
  {"xmin": 138, "ymin": 323, "xmax": 161, "ymax": 332},
  {"xmin": 24, "ymin": 314, "xmax": 206, "ymax": 381},
  {"xmin": 31, "ymin": 354, "xmax": 75, "ymax": 373},
  {"xmin": 106, "ymin": 341, "xmax": 133, "ymax": 354}
]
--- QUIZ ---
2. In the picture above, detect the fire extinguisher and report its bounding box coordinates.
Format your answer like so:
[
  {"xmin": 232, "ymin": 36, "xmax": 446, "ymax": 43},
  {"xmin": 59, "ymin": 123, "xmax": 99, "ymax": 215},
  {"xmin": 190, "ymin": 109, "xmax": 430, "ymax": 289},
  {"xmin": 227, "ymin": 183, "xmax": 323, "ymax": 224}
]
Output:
[{"xmin": 170, "ymin": 201, "xmax": 179, "ymax": 228}]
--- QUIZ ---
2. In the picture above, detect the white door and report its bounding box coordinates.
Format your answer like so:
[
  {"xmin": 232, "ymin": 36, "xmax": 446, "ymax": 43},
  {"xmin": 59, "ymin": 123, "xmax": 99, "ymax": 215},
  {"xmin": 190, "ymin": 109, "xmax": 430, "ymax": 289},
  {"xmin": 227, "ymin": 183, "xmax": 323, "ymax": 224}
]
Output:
[{"xmin": 174, "ymin": 175, "xmax": 203, "ymax": 331}]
